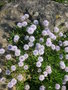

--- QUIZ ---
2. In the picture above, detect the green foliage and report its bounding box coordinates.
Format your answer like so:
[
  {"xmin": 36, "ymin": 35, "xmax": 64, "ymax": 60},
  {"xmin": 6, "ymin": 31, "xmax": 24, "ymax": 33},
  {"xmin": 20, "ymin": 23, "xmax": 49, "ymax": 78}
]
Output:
[{"xmin": 53, "ymin": 0, "xmax": 68, "ymax": 3}]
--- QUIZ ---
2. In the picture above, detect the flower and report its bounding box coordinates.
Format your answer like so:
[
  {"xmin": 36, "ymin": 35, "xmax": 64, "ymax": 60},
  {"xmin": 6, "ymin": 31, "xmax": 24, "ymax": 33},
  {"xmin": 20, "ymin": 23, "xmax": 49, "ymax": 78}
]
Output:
[
  {"xmin": 11, "ymin": 65, "xmax": 16, "ymax": 71},
  {"xmin": 39, "ymin": 85, "xmax": 46, "ymax": 90},
  {"xmin": 19, "ymin": 55, "xmax": 25, "ymax": 62},
  {"xmin": 64, "ymin": 75, "xmax": 68, "ymax": 82},
  {"xmin": 36, "ymin": 61, "xmax": 42, "ymax": 68},
  {"xmin": 38, "ymin": 56, "xmax": 43, "ymax": 62},
  {"xmin": 61, "ymin": 86, "xmax": 66, "ymax": 90},
  {"xmin": 15, "ymin": 49, "xmax": 20, "ymax": 56},
  {"xmin": 65, "ymin": 54, "xmax": 68, "ymax": 60},
  {"xmin": 22, "ymin": 21, "xmax": 28, "ymax": 27},
  {"xmin": 39, "ymin": 38, "xmax": 44, "ymax": 43},
  {"xmin": 51, "ymin": 44, "xmax": 55, "ymax": 50},
  {"xmin": 17, "ymin": 74, "xmax": 23, "ymax": 81},
  {"xmin": 37, "ymin": 68, "xmax": 42, "ymax": 73},
  {"xmin": 17, "ymin": 22, "xmax": 22, "ymax": 28},
  {"xmin": 65, "ymin": 67, "xmax": 68, "ymax": 72},
  {"xmin": 11, "ymin": 78, "xmax": 17, "ymax": 85},
  {"xmin": 24, "ymin": 53, "xmax": 29, "ymax": 59},
  {"xmin": 28, "ymin": 42, "xmax": 34, "ymax": 47},
  {"xmin": 24, "ymin": 84, "xmax": 30, "ymax": 90},
  {"xmin": 55, "ymin": 46, "xmax": 60, "ymax": 51},
  {"xmin": 7, "ymin": 82, "xmax": 13, "ymax": 88},
  {"xmin": 30, "ymin": 24, "xmax": 37, "ymax": 31},
  {"xmin": 63, "ymin": 40, "xmax": 68, "ymax": 46},
  {"xmin": 60, "ymin": 61, "xmax": 65, "ymax": 69},
  {"xmin": 8, "ymin": 45, "xmax": 13, "ymax": 50},
  {"xmin": 46, "ymin": 66, "xmax": 52, "ymax": 74},
  {"xmin": 21, "ymin": 16, "xmax": 25, "ymax": 21},
  {"xmin": 43, "ymin": 71, "xmax": 48, "ymax": 77},
  {"xmin": 42, "ymin": 30, "xmax": 48, "ymax": 36},
  {"xmin": 12, "ymin": 45, "xmax": 18, "ymax": 51},
  {"xmin": 33, "ymin": 50, "xmax": 38, "ymax": 56},
  {"xmin": 25, "ymin": 35, "xmax": 29, "ymax": 40},
  {"xmin": 39, "ymin": 75, "xmax": 45, "ymax": 81},
  {"xmin": 59, "ymin": 54, "xmax": 63, "ymax": 60},
  {"xmin": 5, "ymin": 54, "xmax": 11, "ymax": 60},
  {"xmin": 13, "ymin": 35, "xmax": 20, "ymax": 43},
  {"xmin": 43, "ymin": 20, "xmax": 49, "ymax": 27},
  {"xmin": 64, "ymin": 47, "xmax": 68, "ymax": 52},
  {"xmin": 0, "ymin": 68, "xmax": 2, "ymax": 73},
  {"xmin": 46, "ymin": 38, "xmax": 52, "ymax": 47},
  {"xmin": 59, "ymin": 32, "xmax": 63, "ymax": 37},
  {"xmin": 18, "ymin": 61, "xmax": 24, "ymax": 67},
  {"xmin": 58, "ymin": 40, "xmax": 63, "ymax": 46},
  {"xmin": 27, "ymin": 27, "xmax": 34, "ymax": 34},
  {"xmin": 0, "ymin": 77, "xmax": 6, "ymax": 83},
  {"xmin": 24, "ymin": 14, "xmax": 29, "ymax": 19},
  {"xmin": 24, "ymin": 65, "xmax": 29, "ymax": 70},
  {"xmin": 23, "ymin": 44, "xmax": 29, "ymax": 50},
  {"xmin": 55, "ymin": 84, "xmax": 60, "ymax": 90},
  {"xmin": 6, "ymin": 70, "xmax": 11, "ymax": 75},
  {"xmin": 54, "ymin": 27, "xmax": 59, "ymax": 33},
  {"xmin": 29, "ymin": 36, "xmax": 35, "ymax": 42},
  {"xmin": 38, "ymin": 49, "xmax": 44, "ymax": 55},
  {"xmin": 33, "ymin": 20, "xmax": 39, "ymax": 25},
  {"xmin": 0, "ymin": 48, "xmax": 5, "ymax": 55}
]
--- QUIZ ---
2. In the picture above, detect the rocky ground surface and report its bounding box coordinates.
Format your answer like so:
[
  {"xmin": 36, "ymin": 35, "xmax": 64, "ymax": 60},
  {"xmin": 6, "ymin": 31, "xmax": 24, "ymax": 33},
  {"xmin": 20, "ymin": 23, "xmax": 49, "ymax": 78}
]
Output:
[{"xmin": 0, "ymin": 0, "xmax": 68, "ymax": 90}]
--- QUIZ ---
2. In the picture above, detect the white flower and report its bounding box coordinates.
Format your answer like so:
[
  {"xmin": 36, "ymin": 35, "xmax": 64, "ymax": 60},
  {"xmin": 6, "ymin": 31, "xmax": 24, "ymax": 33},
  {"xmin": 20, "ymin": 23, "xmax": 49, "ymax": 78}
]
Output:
[
  {"xmin": 65, "ymin": 54, "xmax": 68, "ymax": 60},
  {"xmin": 37, "ymin": 68, "xmax": 42, "ymax": 73},
  {"xmin": 63, "ymin": 40, "xmax": 68, "ymax": 46},
  {"xmin": 61, "ymin": 86, "xmax": 66, "ymax": 90},
  {"xmin": 5, "ymin": 54, "xmax": 11, "ymax": 60},
  {"xmin": 55, "ymin": 84, "xmax": 60, "ymax": 90},
  {"xmin": 36, "ymin": 61, "xmax": 42, "ymax": 68},
  {"xmin": 21, "ymin": 16, "xmax": 26, "ymax": 21},
  {"xmin": 39, "ymin": 85, "xmax": 46, "ymax": 90},
  {"xmin": 27, "ymin": 27, "xmax": 34, "ymax": 34},
  {"xmin": 6, "ymin": 70, "xmax": 11, "ymax": 75},
  {"xmin": 42, "ymin": 30, "xmax": 48, "ymax": 36},
  {"xmin": 0, "ymin": 77, "xmax": 6, "ymax": 83},
  {"xmin": 0, "ymin": 48, "xmax": 5, "ymax": 55},
  {"xmin": 11, "ymin": 65, "xmax": 16, "ymax": 71},
  {"xmin": 17, "ymin": 74, "xmax": 23, "ymax": 81},
  {"xmin": 25, "ymin": 35, "xmax": 29, "ymax": 40},
  {"xmin": 36, "ymin": 43, "xmax": 41, "ymax": 50},
  {"xmin": 51, "ymin": 44, "xmax": 55, "ymax": 50},
  {"xmin": 49, "ymin": 33, "xmax": 56, "ymax": 40},
  {"xmin": 64, "ymin": 75, "xmax": 68, "ymax": 82},
  {"xmin": 65, "ymin": 67, "xmax": 68, "ymax": 72},
  {"xmin": 28, "ymin": 42, "xmax": 34, "ymax": 47},
  {"xmin": 38, "ymin": 49, "xmax": 44, "ymax": 55},
  {"xmin": 11, "ymin": 78, "xmax": 17, "ymax": 85},
  {"xmin": 0, "ymin": 68, "xmax": 2, "ymax": 73},
  {"xmin": 39, "ymin": 75, "xmax": 45, "ymax": 81},
  {"xmin": 22, "ymin": 21, "xmax": 28, "ymax": 27},
  {"xmin": 14, "ymin": 35, "xmax": 20, "ymax": 43},
  {"xmin": 18, "ymin": 61, "xmax": 24, "ymax": 67},
  {"xmin": 59, "ymin": 32, "xmax": 63, "ymax": 37},
  {"xmin": 7, "ymin": 82, "xmax": 13, "ymax": 88},
  {"xmin": 46, "ymin": 38, "xmax": 52, "ymax": 47},
  {"xmin": 17, "ymin": 22, "xmax": 22, "ymax": 28},
  {"xmin": 15, "ymin": 49, "xmax": 20, "ymax": 56},
  {"xmin": 43, "ymin": 71, "xmax": 48, "ymax": 77},
  {"xmin": 65, "ymin": 47, "xmax": 68, "ymax": 52},
  {"xmin": 46, "ymin": 66, "xmax": 52, "ymax": 74},
  {"xmin": 23, "ymin": 44, "xmax": 29, "ymax": 50},
  {"xmin": 60, "ymin": 61, "xmax": 65, "ymax": 69},
  {"xmin": 54, "ymin": 27, "xmax": 59, "ymax": 33},
  {"xmin": 30, "ymin": 24, "xmax": 37, "ymax": 31},
  {"xmin": 19, "ymin": 55, "xmax": 25, "ymax": 62},
  {"xmin": 24, "ymin": 84, "xmax": 30, "ymax": 90},
  {"xmin": 39, "ymin": 38, "xmax": 44, "ymax": 43},
  {"xmin": 12, "ymin": 46, "xmax": 18, "ymax": 51},
  {"xmin": 29, "ymin": 36, "xmax": 35, "ymax": 42},
  {"xmin": 33, "ymin": 20, "xmax": 39, "ymax": 25},
  {"xmin": 55, "ymin": 46, "xmax": 60, "ymax": 51},
  {"xmin": 24, "ymin": 53, "xmax": 29, "ymax": 59},
  {"xmin": 24, "ymin": 65, "xmax": 28, "ymax": 70},
  {"xmin": 38, "ymin": 56, "xmax": 43, "ymax": 62},
  {"xmin": 24, "ymin": 14, "xmax": 29, "ymax": 19},
  {"xmin": 33, "ymin": 50, "xmax": 38, "ymax": 56},
  {"xmin": 43, "ymin": 20, "xmax": 49, "ymax": 27}
]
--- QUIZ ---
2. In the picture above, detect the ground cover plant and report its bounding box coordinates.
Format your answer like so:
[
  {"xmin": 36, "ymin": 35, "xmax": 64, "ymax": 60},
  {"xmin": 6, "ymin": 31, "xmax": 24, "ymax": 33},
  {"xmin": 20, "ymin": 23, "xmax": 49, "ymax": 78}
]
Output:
[{"xmin": 0, "ymin": 14, "xmax": 68, "ymax": 90}]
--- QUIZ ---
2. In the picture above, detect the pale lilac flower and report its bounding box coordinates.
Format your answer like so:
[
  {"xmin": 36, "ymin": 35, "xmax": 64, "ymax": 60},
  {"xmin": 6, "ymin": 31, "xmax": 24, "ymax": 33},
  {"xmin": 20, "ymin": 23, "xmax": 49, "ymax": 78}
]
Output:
[
  {"xmin": 58, "ymin": 41, "xmax": 63, "ymax": 46},
  {"xmin": 19, "ymin": 55, "xmax": 25, "ymax": 62},
  {"xmin": 11, "ymin": 65, "xmax": 16, "ymax": 71},
  {"xmin": 11, "ymin": 78, "xmax": 17, "ymax": 85},
  {"xmin": 54, "ymin": 27, "xmax": 59, "ymax": 33},
  {"xmin": 39, "ymin": 38, "xmax": 44, "ymax": 43},
  {"xmin": 60, "ymin": 61, "xmax": 65, "ymax": 69},
  {"xmin": 24, "ymin": 65, "xmax": 28, "ymax": 70},
  {"xmin": 37, "ymin": 68, "xmax": 42, "ymax": 73},
  {"xmin": 59, "ymin": 32, "xmax": 63, "ymax": 37},
  {"xmin": 38, "ymin": 49, "xmax": 44, "ymax": 55},
  {"xmin": 43, "ymin": 20, "xmax": 49, "ymax": 27},
  {"xmin": 65, "ymin": 54, "xmax": 68, "ymax": 60},
  {"xmin": 22, "ymin": 21, "xmax": 28, "ymax": 27},
  {"xmin": 46, "ymin": 40, "xmax": 52, "ymax": 47},
  {"xmin": 29, "ymin": 36, "xmax": 35, "ymax": 42},
  {"xmin": 61, "ymin": 86, "xmax": 66, "ymax": 90},
  {"xmin": 28, "ymin": 42, "xmax": 34, "ymax": 47},
  {"xmin": 8, "ymin": 45, "xmax": 13, "ymax": 50},
  {"xmin": 63, "ymin": 40, "xmax": 68, "ymax": 46},
  {"xmin": 6, "ymin": 70, "xmax": 11, "ymax": 75},
  {"xmin": 42, "ymin": 30, "xmax": 48, "ymax": 36},
  {"xmin": 43, "ymin": 71, "xmax": 48, "ymax": 77},
  {"xmin": 59, "ymin": 54, "xmax": 63, "ymax": 60},
  {"xmin": 51, "ymin": 44, "xmax": 55, "ymax": 50},
  {"xmin": 18, "ymin": 61, "xmax": 24, "ymax": 67},
  {"xmin": 12, "ymin": 46, "xmax": 18, "ymax": 51},
  {"xmin": 7, "ymin": 82, "xmax": 13, "ymax": 88},
  {"xmin": 0, "ymin": 68, "xmax": 2, "ymax": 73},
  {"xmin": 33, "ymin": 20, "xmax": 39, "ymax": 25},
  {"xmin": 23, "ymin": 44, "xmax": 29, "ymax": 50},
  {"xmin": 36, "ymin": 61, "xmax": 42, "ymax": 68},
  {"xmin": 24, "ymin": 14, "xmax": 29, "ymax": 19},
  {"xmin": 17, "ymin": 74, "xmax": 23, "ymax": 81},
  {"xmin": 0, "ymin": 77, "xmax": 6, "ymax": 83},
  {"xmin": 17, "ymin": 22, "xmax": 22, "ymax": 28},
  {"xmin": 25, "ymin": 35, "xmax": 29, "ymax": 40},
  {"xmin": 46, "ymin": 66, "xmax": 52, "ymax": 74},
  {"xmin": 33, "ymin": 50, "xmax": 38, "ymax": 56},
  {"xmin": 24, "ymin": 53, "xmax": 29, "ymax": 59},
  {"xmin": 64, "ymin": 75, "xmax": 68, "ymax": 82},
  {"xmin": 49, "ymin": 33, "xmax": 56, "ymax": 40},
  {"xmin": 65, "ymin": 47, "xmax": 68, "ymax": 52},
  {"xmin": 36, "ymin": 43, "xmax": 41, "ymax": 50},
  {"xmin": 39, "ymin": 75, "xmax": 45, "ymax": 81},
  {"xmin": 21, "ymin": 16, "xmax": 26, "ymax": 21},
  {"xmin": 38, "ymin": 56, "xmax": 43, "ymax": 62},
  {"xmin": 27, "ymin": 27, "xmax": 34, "ymax": 34},
  {"xmin": 15, "ymin": 49, "xmax": 20, "ymax": 56},
  {"xmin": 65, "ymin": 67, "xmax": 68, "ymax": 72},
  {"xmin": 30, "ymin": 24, "xmax": 37, "ymax": 31},
  {"xmin": 55, "ymin": 46, "xmax": 60, "ymax": 51},
  {"xmin": 40, "ymin": 45, "xmax": 45, "ymax": 50},
  {"xmin": 5, "ymin": 54, "xmax": 11, "ymax": 60},
  {"xmin": 24, "ymin": 84, "xmax": 30, "ymax": 90},
  {"xmin": 39, "ymin": 85, "xmax": 46, "ymax": 90},
  {"xmin": 14, "ymin": 35, "xmax": 20, "ymax": 43},
  {"xmin": 55, "ymin": 84, "xmax": 60, "ymax": 90},
  {"xmin": 0, "ymin": 48, "xmax": 5, "ymax": 55}
]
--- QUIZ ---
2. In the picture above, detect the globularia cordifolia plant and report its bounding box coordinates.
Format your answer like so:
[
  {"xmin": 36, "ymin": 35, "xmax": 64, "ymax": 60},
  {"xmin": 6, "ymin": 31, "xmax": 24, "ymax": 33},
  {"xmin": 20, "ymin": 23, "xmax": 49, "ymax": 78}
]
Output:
[{"xmin": 0, "ymin": 14, "xmax": 68, "ymax": 90}]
